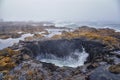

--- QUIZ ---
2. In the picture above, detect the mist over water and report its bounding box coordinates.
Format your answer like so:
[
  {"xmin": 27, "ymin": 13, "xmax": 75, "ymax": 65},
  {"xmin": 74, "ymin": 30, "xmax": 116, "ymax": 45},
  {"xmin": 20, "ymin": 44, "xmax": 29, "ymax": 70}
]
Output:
[
  {"xmin": 53, "ymin": 21, "xmax": 120, "ymax": 31},
  {"xmin": 0, "ymin": 0, "xmax": 120, "ymax": 23}
]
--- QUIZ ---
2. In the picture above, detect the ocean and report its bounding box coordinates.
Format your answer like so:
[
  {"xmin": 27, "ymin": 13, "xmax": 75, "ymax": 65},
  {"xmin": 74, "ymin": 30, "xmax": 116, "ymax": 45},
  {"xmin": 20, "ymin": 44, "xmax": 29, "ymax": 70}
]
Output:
[{"xmin": 54, "ymin": 21, "xmax": 120, "ymax": 32}]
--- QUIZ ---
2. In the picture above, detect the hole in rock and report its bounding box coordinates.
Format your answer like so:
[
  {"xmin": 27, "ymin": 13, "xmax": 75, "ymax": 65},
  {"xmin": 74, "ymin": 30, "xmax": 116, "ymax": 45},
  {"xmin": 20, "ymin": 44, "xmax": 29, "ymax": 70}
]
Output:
[
  {"xmin": 36, "ymin": 47, "xmax": 89, "ymax": 67},
  {"xmin": 21, "ymin": 39, "xmax": 105, "ymax": 68}
]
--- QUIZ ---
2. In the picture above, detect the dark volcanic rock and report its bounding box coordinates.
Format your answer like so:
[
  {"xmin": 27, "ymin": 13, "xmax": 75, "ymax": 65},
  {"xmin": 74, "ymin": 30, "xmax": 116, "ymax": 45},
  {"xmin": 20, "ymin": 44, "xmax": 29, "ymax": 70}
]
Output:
[
  {"xmin": 41, "ymin": 62, "xmax": 59, "ymax": 72},
  {"xmin": 38, "ymin": 39, "xmax": 84, "ymax": 57},
  {"xmin": 0, "ymin": 33, "xmax": 22, "ymax": 39},
  {"xmin": 82, "ymin": 40, "xmax": 107, "ymax": 63},
  {"xmin": 109, "ymin": 63, "xmax": 120, "ymax": 74},
  {"xmin": 3, "ymin": 60, "xmax": 87, "ymax": 80},
  {"xmin": 110, "ymin": 51, "xmax": 120, "ymax": 58},
  {"xmin": 1, "ymin": 26, "xmax": 120, "ymax": 80},
  {"xmin": 89, "ymin": 66, "xmax": 120, "ymax": 80},
  {"xmin": 20, "ymin": 38, "xmax": 107, "ymax": 62}
]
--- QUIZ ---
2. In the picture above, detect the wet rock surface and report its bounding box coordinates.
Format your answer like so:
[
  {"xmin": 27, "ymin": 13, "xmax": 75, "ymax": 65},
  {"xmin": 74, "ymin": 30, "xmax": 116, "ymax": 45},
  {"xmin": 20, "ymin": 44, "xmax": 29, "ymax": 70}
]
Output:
[
  {"xmin": 109, "ymin": 63, "xmax": 120, "ymax": 74},
  {"xmin": 24, "ymin": 33, "xmax": 44, "ymax": 41},
  {"xmin": 89, "ymin": 66, "xmax": 120, "ymax": 80},
  {"xmin": 20, "ymin": 38, "xmax": 107, "ymax": 62},
  {"xmin": 0, "ymin": 33, "xmax": 22, "ymax": 39},
  {"xmin": 3, "ymin": 60, "xmax": 87, "ymax": 80},
  {"xmin": 0, "ymin": 26, "xmax": 120, "ymax": 80},
  {"xmin": 0, "ymin": 48, "xmax": 20, "ymax": 73},
  {"xmin": 52, "ymin": 26, "xmax": 120, "ymax": 50}
]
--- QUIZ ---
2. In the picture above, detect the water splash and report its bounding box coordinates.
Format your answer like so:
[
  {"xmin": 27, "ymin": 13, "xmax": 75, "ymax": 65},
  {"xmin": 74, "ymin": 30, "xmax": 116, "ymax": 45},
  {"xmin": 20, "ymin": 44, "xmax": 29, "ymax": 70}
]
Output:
[{"xmin": 36, "ymin": 47, "xmax": 89, "ymax": 67}]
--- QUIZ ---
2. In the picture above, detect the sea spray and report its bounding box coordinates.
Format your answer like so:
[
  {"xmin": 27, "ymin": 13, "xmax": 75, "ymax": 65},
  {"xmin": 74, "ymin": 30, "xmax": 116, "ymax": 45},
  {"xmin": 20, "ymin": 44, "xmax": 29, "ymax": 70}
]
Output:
[{"xmin": 36, "ymin": 47, "xmax": 88, "ymax": 67}]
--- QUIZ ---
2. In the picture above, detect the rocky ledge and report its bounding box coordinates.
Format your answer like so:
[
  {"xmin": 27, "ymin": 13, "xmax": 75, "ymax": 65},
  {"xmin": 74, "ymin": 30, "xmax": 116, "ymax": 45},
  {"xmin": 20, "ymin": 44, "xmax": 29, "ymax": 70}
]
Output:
[
  {"xmin": 0, "ymin": 33, "xmax": 22, "ymax": 39},
  {"xmin": 0, "ymin": 26, "xmax": 120, "ymax": 80}
]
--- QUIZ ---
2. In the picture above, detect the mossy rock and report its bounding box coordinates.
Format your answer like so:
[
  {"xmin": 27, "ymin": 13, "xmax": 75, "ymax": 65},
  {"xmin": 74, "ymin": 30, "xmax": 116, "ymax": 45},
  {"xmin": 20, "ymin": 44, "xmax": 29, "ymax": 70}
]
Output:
[
  {"xmin": 0, "ymin": 48, "xmax": 20, "ymax": 73},
  {"xmin": 0, "ymin": 57, "xmax": 16, "ymax": 71},
  {"xmin": 51, "ymin": 27, "xmax": 120, "ymax": 50},
  {"xmin": 0, "ymin": 48, "xmax": 20, "ymax": 57},
  {"xmin": 109, "ymin": 63, "xmax": 120, "ymax": 74}
]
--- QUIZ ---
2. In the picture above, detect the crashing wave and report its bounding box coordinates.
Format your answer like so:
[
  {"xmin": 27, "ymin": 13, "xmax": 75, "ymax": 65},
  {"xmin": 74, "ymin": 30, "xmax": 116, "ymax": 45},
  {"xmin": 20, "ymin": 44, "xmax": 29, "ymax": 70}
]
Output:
[{"xmin": 36, "ymin": 47, "xmax": 88, "ymax": 67}]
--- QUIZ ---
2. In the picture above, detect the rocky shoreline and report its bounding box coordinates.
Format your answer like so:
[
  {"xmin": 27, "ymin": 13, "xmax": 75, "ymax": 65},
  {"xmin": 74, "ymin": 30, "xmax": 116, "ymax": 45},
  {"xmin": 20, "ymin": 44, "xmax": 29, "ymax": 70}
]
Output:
[{"xmin": 0, "ymin": 26, "xmax": 120, "ymax": 80}]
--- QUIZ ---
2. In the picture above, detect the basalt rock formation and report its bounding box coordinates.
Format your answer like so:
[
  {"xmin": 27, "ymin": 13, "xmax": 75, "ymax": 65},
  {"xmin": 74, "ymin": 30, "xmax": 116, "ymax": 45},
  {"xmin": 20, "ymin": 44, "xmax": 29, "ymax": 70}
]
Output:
[
  {"xmin": 20, "ymin": 38, "xmax": 107, "ymax": 63},
  {"xmin": 0, "ymin": 26, "xmax": 120, "ymax": 80},
  {"xmin": 52, "ymin": 26, "xmax": 120, "ymax": 51}
]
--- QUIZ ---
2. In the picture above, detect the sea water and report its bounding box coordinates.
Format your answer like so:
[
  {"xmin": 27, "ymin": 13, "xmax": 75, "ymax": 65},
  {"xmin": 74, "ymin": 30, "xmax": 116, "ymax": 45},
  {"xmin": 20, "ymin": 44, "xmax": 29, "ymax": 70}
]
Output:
[{"xmin": 37, "ymin": 48, "xmax": 89, "ymax": 67}]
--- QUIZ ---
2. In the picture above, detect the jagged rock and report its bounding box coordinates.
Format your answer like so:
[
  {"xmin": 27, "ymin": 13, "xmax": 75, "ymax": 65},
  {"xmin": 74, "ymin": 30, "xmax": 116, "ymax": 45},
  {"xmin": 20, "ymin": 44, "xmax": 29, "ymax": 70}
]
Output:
[
  {"xmin": 110, "ymin": 51, "xmax": 120, "ymax": 58},
  {"xmin": 52, "ymin": 26, "xmax": 120, "ymax": 50},
  {"xmin": 0, "ymin": 26, "xmax": 120, "ymax": 80},
  {"xmin": 87, "ymin": 63, "xmax": 99, "ymax": 70},
  {"xmin": 0, "ymin": 73, "xmax": 3, "ymax": 80},
  {"xmin": 0, "ymin": 33, "xmax": 22, "ymax": 39},
  {"xmin": 3, "ymin": 60, "xmax": 87, "ymax": 80},
  {"xmin": 109, "ymin": 63, "xmax": 120, "ymax": 74},
  {"xmin": 0, "ymin": 48, "xmax": 21, "ymax": 74},
  {"xmin": 89, "ymin": 66, "xmax": 120, "ymax": 80},
  {"xmin": 41, "ymin": 62, "xmax": 59, "ymax": 71},
  {"xmin": 20, "ymin": 38, "xmax": 107, "ymax": 63},
  {"xmin": 25, "ymin": 33, "xmax": 44, "ymax": 41},
  {"xmin": 23, "ymin": 54, "xmax": 30, "ymax": 60}
]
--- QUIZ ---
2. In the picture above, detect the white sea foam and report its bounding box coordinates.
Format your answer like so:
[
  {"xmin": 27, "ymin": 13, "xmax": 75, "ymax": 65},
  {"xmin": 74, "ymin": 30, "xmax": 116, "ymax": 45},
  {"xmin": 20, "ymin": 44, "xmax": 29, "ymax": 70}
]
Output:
[
  {"xmin": 37, "ymin": 47, "xmax": 89, "ymax": 67},
  {"xmin": 53, "ymin": 21, "xmax": 120, "ymax": 32},
  {"xmin": 17, "ymin": 31, "xmax": 23, "ymax": 34},
  {"xmin": 0, "ymin": 33, "xmax": 34, "ymax": 50},
  {"xmin": 45, "ymin": 28, "xmax": 71, "ymax": 38}
]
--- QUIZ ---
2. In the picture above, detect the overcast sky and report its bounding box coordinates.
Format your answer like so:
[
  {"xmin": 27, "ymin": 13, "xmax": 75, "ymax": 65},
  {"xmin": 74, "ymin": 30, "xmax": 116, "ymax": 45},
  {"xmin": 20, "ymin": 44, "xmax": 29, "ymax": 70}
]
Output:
[{"xmin": 0, "ymin": 0, "xmax": 120, "ymax": 22}]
